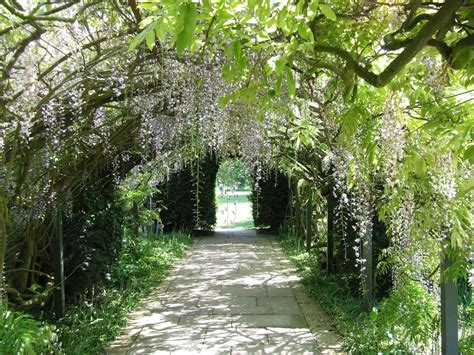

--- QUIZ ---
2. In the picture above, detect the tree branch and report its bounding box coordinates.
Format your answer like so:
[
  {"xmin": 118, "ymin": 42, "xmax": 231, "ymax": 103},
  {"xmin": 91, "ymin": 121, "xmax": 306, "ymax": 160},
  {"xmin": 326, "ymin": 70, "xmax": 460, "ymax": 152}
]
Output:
[{"xmin": 313, "ymin": 0, "xmax": 464, "ymax": 87}]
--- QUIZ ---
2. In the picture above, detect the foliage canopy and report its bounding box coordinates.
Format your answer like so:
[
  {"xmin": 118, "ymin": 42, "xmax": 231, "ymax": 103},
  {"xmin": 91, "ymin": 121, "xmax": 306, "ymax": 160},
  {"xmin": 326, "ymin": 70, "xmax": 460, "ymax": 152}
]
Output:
[{"xmin": 0, "ymin": 0, "xmax": 472, "ymax": 352}]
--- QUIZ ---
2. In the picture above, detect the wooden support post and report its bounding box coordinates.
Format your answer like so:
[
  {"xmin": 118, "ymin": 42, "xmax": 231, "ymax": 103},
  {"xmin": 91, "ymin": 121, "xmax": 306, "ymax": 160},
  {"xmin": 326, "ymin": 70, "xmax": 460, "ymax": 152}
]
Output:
[
  {"xmin": 326, "ymin": 191, "xmax": 335, "ymax": 274},
  {"xmin": 52, "ymin": 206, "xmax": 65, "ymax": 318},
  {"xmin": 441, "ymin": 256, "xmax": 458, "ymax": 355},
  {"xmin": 287, "ymin": 189, "xmax": 294, "ymax": 235},
  {"xmin": 295, "ymin": 193, "xmax": 301, "ymax": 239},
  {"xmin": 362, "ymin": 226, "xmax": 373, "ymax": 311},
  {"xmin": 306, "ymin": 190, "xmax": 313, "ymax": 253}
]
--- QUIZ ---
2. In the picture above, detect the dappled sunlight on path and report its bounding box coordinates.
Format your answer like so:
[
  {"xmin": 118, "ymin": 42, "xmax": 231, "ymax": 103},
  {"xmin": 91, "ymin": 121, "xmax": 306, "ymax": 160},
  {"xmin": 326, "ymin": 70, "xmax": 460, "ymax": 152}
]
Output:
[{"xmin": 107, "ymin": 230, "xmax": 344, "ymax": 354}]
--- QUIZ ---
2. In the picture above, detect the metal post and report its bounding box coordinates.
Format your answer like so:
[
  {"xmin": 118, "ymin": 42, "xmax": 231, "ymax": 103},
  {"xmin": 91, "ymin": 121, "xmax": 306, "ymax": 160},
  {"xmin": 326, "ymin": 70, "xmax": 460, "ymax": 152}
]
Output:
[
  {"xmin": 362, "ymin": 226, "xmax": 373, "ymax": 311},
  {"xmin": 326, "ymin": 191, "xmax": 335, "ymax": 274},
  {"xmin": 53, "ymin": 206, "xmax": 65, "ymax": 318},
  {"xmin": 306, "ymin": 190, "xmax": 313, "ymax": 253},
  {"xmin": 441, "ymin": 255, "xmax": 458, "ymax": 355}
]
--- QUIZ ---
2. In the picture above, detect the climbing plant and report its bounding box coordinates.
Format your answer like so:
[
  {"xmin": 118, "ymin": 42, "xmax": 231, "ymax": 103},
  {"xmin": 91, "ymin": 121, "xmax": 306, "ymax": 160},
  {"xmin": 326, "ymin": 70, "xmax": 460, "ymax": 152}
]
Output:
[
  {"xmin": 0, "ymin": 0, "xmax": 472, "ymax": 352},
  {"xmin": 132, "ymin": 0, "xmax": 473, "ymax": 351}
]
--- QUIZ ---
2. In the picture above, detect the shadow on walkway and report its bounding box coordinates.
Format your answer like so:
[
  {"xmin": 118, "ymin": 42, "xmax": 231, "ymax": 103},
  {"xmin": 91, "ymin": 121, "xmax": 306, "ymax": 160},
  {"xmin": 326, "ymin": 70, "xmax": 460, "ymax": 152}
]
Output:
[{"xmin": 107, "ymin": 229, "xmax": 344, "ymax": 354}]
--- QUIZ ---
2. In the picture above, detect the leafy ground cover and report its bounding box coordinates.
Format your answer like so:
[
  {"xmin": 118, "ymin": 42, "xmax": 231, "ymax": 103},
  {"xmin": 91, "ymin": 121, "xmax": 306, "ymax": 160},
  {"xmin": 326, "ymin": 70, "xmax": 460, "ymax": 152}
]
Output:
[
  {"xmin": 279, "ymin": 233, "xmax": 473, "ymax": 354},
  {"xmin": 55, "ymin": 232, "xmax": 192, "ymax": 354},
  {"xmin": 0, "ymin": 309, "xmax": 57, "ymax": 354}
]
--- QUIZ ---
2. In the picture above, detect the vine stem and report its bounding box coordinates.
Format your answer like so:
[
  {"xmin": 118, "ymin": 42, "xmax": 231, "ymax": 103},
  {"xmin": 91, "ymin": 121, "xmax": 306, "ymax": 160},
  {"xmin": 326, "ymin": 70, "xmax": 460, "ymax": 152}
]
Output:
[{"xmin": 0, "ymin": 121, "xmax": 20, "ymax": 305}]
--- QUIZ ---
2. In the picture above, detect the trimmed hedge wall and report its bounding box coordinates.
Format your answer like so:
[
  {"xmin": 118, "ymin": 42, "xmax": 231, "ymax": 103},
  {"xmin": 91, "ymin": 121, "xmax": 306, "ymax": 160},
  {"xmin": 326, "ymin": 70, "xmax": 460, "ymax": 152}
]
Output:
[
  {"xmin": 158, "ymin": 154, "xmax": 219, "ymax": 232},
  {"xmin": 251, "ymin": 171, "xmax": 289, "ymax": 231}
]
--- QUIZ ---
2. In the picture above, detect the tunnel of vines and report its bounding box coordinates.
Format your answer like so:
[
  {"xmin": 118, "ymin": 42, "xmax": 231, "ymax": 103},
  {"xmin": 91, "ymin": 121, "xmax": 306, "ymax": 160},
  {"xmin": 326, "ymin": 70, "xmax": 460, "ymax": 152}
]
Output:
[{"xmin": 0, "ymin": 0, "xmax": 472, "ymax": 353}]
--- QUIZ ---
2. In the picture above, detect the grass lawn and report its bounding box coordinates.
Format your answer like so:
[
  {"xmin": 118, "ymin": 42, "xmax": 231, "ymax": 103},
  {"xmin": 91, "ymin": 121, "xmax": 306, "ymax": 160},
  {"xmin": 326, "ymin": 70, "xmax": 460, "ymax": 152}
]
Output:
[{"xmin": 216, "ymin": 190, "xmax": 254, "ymax": 230}]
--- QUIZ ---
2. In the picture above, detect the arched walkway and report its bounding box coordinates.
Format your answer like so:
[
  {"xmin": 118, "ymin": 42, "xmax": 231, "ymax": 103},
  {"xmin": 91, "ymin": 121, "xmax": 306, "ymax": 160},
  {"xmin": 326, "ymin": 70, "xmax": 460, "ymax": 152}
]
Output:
[{"xmin": 107, "ymin": 230, "xmax": 343, "ymax": 354}]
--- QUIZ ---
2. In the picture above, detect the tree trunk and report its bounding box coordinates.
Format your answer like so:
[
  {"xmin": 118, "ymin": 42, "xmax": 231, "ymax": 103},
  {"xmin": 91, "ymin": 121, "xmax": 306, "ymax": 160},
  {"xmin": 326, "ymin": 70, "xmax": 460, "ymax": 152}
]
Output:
[{"xmin": 15, "ymin": 229, "xmax": 35, "ymax": 292}]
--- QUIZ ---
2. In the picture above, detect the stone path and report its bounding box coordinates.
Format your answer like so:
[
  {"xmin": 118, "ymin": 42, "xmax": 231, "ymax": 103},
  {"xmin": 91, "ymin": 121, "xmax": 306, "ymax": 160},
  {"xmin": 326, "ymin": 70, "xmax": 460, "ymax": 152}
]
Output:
[{"xmin": 107, "ymin": 230, "xmax": 344, "ymax": 354}]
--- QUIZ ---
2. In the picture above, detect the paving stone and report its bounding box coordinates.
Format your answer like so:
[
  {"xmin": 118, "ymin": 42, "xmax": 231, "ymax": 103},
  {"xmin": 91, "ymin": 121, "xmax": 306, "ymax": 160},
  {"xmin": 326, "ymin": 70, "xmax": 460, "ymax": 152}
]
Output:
[
  {"xmin": 266, "ymin": 327, "xmax": 318, "ymax": 354},
  {"xmin": 266, "ymin": 286, "xmax": 295, "ymax": 297},
  {"xmin": 160, "ymin": 306, "xmax": 214, "ymax": 317},
  {"xmin": 212, "ymin": 307, "xmax": 232, "ymax": 315},
  {"xmin": 197, "ymin": 295, "xmax": 231, "ymax": 305},
  {"xmin": 231, "ymin": 305, "xmax": 274, "ymax": 315},
  {"xmin": 107, "ymin": 230, "xmax": 344, "ymax": 354},
  {"xmin": 233, "ymin": 314, "xmax": 307, "ymax": 328},
  {"xmin": 204, "ymin": 327, "xmax": 268, "ymax": 351},
  {"xmin": 230, "ymin": 346, "xmax": 267, "ymax": 354},
  {"xmin": 222, "ymin": 285, "xmax": 267, "ymax": 297},
  {"xmin": 178, "ymin": 314, "xmax": 233, "ymax": 327},
  {"xmin": 231, "ymin": 296, "xmax": 257, "ymax": 306},
  {"xmin": 256, "ymin": 296, "xmax": 303, "ymax": 315},
  {"xmin": 265, "ymin": 342, "xmax": 319, "ymax": 355},
  {"xmin": 130, "ymin": 325, "xmax": 206, "ymax": 353}
]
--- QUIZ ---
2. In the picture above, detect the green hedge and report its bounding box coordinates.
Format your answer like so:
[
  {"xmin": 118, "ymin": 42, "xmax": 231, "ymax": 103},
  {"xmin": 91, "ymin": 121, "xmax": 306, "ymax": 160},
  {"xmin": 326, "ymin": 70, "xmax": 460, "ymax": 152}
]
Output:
[
  {"xmin": 62, "ymin": 176, "xmax": 125, "ymax": 301},
  {"xmin": 158, "ymin": 153, "xmax": 219, "ymax": 232},
  {"xmin": 251, "ymin": 171, "xmax": 289, "ymax": 230}
]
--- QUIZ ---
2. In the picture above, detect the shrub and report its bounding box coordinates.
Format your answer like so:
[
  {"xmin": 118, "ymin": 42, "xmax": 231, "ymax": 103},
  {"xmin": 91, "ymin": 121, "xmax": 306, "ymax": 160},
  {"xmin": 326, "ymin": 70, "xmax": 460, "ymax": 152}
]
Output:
[
  {"xmin": 0, "ymin": 308, "xmax": 57, "ymax": 354},
  {"xmin": 279, "ymin": 232, "xmax": 472, "ymax": 354},
  {"xmin": 62, "ymin": 181, "xmax": 125, "ymax": 302}
]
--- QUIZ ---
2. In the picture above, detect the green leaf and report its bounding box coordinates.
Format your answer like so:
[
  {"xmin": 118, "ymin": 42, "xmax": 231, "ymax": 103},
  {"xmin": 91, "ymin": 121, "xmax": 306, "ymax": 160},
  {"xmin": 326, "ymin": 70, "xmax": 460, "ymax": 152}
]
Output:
[
  {"xmin": 286, "ymin": 66, "xmax": 296, "ymax": 98},
  {"xmin": 30, "ymin": 283, "xmax": 41, "ymax": 292},
  {"xmin": 224, "ymin": 41, "xmax": 247, "ymax": 78},
  {"xmin": 370, "ymin": 307, "xmax": 378, "ymax": 322},
  {"xmin": 308, "ymin": 0, "xmax": 320, "ymax": 19},
  {"xmin": 298, "ymin": 22, "xmax": 314, "ymax": 41},
  {"xmin": 145, "ymin": 29, "xmax": 155, "ymax": 50},
  {"xmin": 412, "ymin": 154, "xmax": 427, "ymax": 176},
  {"xmin": 202, "ymin": 0, "xmax": 212, "ymax": 10},
  {"xmin": 154, "ymin": 19, "xmax": 167, "ymax": 42},
  {"xmin": 319, "ymin": 4, "xmax": 336, "ymax": 21},
  {"xmin": 277, "ymin": 6, "xmax": 288, "ymax": 30},
  {"xmin": 233, "ymin": 40, "xmax": 247, "ymax": 70},
  {"xmin": 456, "ymin": 178, "xmax": 474, "ymax": 198},
  {"xmin": 247, "ymin": 0, "xmax": 258, "ymax": 9},
  {"xmin": 175, "ymin": 2, "xmax": 198, "ymax": 55},
  {"xmin": 255, "ymin": 111, "xmax": 265, "ymax": 122},
  {"xmin": 222, "ymin": 63, "xmax": 234, "ymax": 81},
  {"xmin": 341, "ymin": 109, "xmax": 357, "ymax": 137},
  {"xmin": 128, "ymin": 25, "xmax": 150, "ymax": 51},
  {"xmin": 296, "ymin": 0, "xmax": 305, "ymax": 15},
  {"xmin": 267, "ymin": 55, "xmax": 286, "ymax": 76},
  {"xmin": 450, "ymin": 217, "xmax": 465, "ymax": 249},
  {"xmin": 234, "ymin": 40, "xmax": 242, "ymax": 61},
  {"xmin": 218, "ymin": 94, "xmax": 231, "ymax": 107},
  {"xmin": 256, "ymin": 2, "xmax": 271, "ymax": 23},
  {"xmin": 138, "ymin": 3, "xmax": 157, "ymax": 11},
  {"xmin": 463, "ymin": 144, "xmax": 474, "ymax": 164}
]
